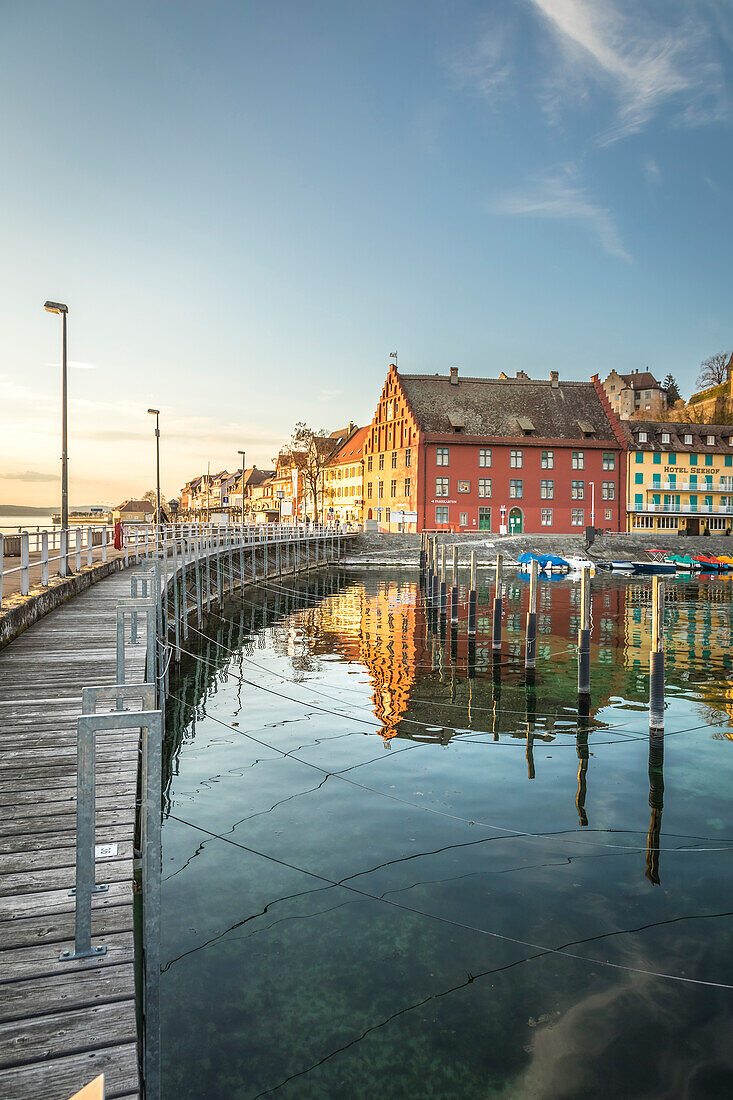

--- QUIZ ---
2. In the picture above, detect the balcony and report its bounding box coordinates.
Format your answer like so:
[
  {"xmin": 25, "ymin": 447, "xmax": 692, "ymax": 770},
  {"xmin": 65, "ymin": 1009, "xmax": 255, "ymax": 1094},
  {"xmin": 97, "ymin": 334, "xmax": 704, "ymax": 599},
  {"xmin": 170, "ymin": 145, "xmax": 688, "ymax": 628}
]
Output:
[
  {"xmin": 647, "ymin": 480, "xmax": 733, "ymax": 492},
  {"xmin": 628, "ymin": 503, "xmax": 733, "ymax": 515}
]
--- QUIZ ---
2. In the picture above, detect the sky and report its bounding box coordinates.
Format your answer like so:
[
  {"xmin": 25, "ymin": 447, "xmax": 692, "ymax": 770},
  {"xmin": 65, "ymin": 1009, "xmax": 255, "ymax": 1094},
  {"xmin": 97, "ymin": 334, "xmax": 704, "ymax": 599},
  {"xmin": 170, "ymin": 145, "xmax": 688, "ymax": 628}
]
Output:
[{"xmin": 1, "ymin": 0, "xmax": 732, "ymax": 507}]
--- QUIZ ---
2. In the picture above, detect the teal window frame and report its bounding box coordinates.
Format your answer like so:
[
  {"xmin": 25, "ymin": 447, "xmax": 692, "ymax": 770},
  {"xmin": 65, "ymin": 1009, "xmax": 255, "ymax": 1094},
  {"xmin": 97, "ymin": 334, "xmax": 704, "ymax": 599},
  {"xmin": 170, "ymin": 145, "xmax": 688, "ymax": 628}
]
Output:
[
  {"xmin": 705, "ymin": 454, "xmax": 713, "ymax": 466},
  {"xmin": 634, "ymin": 472, "xmax": 643, "ymax": 485},
  {"xmin": 635, "ymin": 452, "xmax": 644, "ymax": 464},
  {"xmin": 653, "ymin": 452, "xmax": 661, "ymax": 465},
  {"xmin": 690, "ymin": 454, "xmax": 698, "ymax": 466},
  {"xmin": 667, "ymin": 453, "xmax": 676, "ymax": 465}
]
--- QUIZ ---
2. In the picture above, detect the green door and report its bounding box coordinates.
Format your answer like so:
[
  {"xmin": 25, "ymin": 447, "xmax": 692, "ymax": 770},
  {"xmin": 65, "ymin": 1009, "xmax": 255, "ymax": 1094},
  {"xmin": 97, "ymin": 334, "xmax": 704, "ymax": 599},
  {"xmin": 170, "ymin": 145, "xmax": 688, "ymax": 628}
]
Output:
[
  {"xmin": 478, "ymin": 507, "xmax": 491, "ymax": 531},
  {"xmin": 508, "ymin": 507, "xmax": 523, "ymax": 534}
]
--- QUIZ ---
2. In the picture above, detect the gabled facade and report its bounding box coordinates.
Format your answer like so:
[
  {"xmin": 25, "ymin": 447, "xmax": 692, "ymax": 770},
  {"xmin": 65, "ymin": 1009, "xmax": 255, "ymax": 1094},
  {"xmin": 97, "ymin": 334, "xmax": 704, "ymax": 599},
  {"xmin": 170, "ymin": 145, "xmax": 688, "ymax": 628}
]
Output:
[
  {"xmin": 363, "ymin": 363, "xmax": 625, "ymax": 534},
  {"xmin": 322, "ymin": 425, "xmax": 369, "ymax": 526},
  {"xmin": 602, "ymin": 369, "xmax": 667, "ymax": 420}
]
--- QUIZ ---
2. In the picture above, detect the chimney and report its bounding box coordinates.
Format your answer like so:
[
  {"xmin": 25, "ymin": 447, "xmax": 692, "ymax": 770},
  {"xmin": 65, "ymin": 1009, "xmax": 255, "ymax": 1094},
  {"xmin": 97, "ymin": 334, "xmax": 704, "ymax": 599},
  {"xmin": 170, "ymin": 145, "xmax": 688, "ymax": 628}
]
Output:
[
  {"xmin": 449, "ymin": 366, "xmax": 459, "ymax": 385},
  {"xmin": 550, "ymin": 370, "xmax": 559, "ymax": 389}
]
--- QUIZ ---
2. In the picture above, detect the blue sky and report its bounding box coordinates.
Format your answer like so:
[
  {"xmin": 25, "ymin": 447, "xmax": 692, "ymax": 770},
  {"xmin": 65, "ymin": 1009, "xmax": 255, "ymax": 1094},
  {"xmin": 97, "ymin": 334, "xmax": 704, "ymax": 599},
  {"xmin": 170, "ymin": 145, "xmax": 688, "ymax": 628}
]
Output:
[{"xmin": 2, "ymin": 0, "xmax": 732, "ymax": 505}]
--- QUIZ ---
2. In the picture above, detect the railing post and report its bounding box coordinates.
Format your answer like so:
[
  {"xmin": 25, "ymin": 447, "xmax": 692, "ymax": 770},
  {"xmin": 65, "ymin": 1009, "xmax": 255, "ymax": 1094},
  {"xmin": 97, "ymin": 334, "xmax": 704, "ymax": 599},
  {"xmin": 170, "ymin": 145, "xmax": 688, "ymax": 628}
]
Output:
[
  {"xmin": 41, "ymin": 530, "xmax": 49, "ymax": 586},
  {"xmin": 20, "ymin": 532, "xmax": 30, "ymax": 596},
  {"xmin": 76, "ymin": 527, "xmax": 82, "ymax": 572},
  {"xmin": 60, "ymin": 527, "xmax": 69, "ymax": 577},
  {"xmin": 102, "ymin": 525, "xmax": 108, "ymax": 563},
  {"xmin": 87, "ymin": 525, "xmax": 93, "ymax": 568}
]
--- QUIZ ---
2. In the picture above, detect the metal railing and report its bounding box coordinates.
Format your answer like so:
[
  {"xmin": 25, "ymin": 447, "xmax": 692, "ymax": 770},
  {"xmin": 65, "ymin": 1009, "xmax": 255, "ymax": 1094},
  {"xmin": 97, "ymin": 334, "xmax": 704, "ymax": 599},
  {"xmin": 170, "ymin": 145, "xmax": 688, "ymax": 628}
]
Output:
[
  {"xmin": 61, "ymin": 521, "xmax": 349, "ymax": 1100},
  {"xmin": 629, "ymin": 503, "xmax": 733, "ymax": 515}
]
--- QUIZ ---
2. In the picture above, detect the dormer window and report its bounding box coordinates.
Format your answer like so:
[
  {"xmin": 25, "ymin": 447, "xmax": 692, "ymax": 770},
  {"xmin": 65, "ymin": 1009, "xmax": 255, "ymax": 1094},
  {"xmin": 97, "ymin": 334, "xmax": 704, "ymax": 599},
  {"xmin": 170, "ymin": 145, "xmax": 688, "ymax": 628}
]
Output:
[
  {"xmin": 661, "ymin": 432, "xmax": 670, "ymax": 444},
  {"xmin": 707, "ymin": 434, "xmax": 716, "ymax": 445},
  {"xmin": 684, "ymin": 434, "xmax": 693, "ymax": 445},
  {"xmin": 638, "ymin": 431, "xmax": 648, "ymax": 443}
]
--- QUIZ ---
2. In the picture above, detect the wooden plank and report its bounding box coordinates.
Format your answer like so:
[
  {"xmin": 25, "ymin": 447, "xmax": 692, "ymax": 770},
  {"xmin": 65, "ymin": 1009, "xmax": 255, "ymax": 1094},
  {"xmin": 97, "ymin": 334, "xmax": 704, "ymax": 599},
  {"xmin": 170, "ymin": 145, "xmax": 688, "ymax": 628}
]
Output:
[
  {"xmin": 0, "ymin": 1041, "xmax": 140, "ymax": 1099},
  {"xmin": 0, "ymin": 964, "xmax": 135, "ymax": 1024},
  {"xmin": 0, "ymin": 880, "xmax": 132, "ymax": 923},
  {"xmin": 0, "ymin": 1001, "xmax": 138, "ymax": 1070},
  {"xmin": 0, "ymin": 857, "xmax": 134, "ymax": 898},
  {"xmin": 0, "ymin": 932, "xmax": 134, "ymax": 984},
  {"xmin": 0, "ymin": 841, "xmax": 134, "ymax": 879},
  {"xmin": 0, "ymin": 906, "xmax": 134, "ymax": 953}
]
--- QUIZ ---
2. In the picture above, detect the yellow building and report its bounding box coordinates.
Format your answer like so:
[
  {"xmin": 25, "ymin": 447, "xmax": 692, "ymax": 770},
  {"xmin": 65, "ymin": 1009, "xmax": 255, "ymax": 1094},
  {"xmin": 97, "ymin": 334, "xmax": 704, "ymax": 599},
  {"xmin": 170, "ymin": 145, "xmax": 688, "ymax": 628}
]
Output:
[
  {"xmin": 321, "ymin": 425, "xmax": 368, "ymax": 528},
  {"xmin": 625, "ymin": 421, "xmax": 733, "ymax": 534}
]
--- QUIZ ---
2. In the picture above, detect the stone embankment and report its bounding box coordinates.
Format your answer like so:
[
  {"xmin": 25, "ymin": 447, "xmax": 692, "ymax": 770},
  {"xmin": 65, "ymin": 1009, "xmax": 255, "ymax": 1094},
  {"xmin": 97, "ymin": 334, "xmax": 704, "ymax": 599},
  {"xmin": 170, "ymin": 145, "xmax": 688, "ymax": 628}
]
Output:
[{"xmin": 343, "ymin": 530, "xmax": 733, "ymax": 566}]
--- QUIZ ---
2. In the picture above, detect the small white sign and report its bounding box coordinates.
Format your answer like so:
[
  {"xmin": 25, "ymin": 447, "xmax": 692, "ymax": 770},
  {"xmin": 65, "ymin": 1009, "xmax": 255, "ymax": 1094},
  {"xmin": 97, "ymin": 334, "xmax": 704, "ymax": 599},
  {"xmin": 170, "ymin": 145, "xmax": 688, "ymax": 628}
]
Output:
[{"xmin": 95, "ymin": 843, "xmax": 118, "ymax": 859}]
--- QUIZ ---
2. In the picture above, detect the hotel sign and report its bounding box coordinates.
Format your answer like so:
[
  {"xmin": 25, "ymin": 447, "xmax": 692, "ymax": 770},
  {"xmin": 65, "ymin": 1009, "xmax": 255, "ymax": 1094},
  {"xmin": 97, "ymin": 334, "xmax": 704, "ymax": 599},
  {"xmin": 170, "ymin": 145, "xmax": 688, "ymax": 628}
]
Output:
[{"xmin": 431, "ymin": 498, "xmax": 456, "ymax": 504}]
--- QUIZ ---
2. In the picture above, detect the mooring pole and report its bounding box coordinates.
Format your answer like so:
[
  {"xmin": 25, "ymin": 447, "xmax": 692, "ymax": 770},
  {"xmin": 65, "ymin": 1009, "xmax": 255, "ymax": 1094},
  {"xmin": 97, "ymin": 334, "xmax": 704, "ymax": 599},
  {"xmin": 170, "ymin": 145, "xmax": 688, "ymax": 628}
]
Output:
[
  {"xmin": 450, "ymin": 545, "xmax": 458, "ymax": 624},
  {"xmin": 649, "ymin": 576, "xmax": 665, "ymax": 731},
  {"xmin": 525, "ymin": 557, "xmax": 538, "ymax": 670},
  {"xmin": 440, "ymin": 544, "xmax": 447, "ymax": 617},
  {"xmin": 491, "ymin": 553, "xmax": 503, "ymax": 651},
  {"xmin": 577, "ymin": 565, "xmax": 591, "ymax": 697},
  {"xmin": 467, "ymin": 550, "xmax": 477, "ymax": 635},
  {"xmin": 646, "ymin": 726, "xmax": 665, "ymax": 884}
]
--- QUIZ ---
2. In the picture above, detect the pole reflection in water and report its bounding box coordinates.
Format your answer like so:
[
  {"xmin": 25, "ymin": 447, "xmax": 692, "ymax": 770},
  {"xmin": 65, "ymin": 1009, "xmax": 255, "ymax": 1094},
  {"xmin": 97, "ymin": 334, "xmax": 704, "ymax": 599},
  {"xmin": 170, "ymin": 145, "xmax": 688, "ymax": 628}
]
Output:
[{"xmin": 161, "ymin": 568, "xmax": 733, "ymax": 1100}]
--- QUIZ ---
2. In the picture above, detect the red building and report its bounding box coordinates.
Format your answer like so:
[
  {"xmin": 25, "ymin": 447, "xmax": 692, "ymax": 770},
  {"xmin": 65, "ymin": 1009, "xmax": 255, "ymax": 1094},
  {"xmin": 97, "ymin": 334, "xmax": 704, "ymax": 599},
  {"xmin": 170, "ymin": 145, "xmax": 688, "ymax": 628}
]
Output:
[{"xmin": 363, "ymin": 364, "xmax": 626, "ymax": 534}]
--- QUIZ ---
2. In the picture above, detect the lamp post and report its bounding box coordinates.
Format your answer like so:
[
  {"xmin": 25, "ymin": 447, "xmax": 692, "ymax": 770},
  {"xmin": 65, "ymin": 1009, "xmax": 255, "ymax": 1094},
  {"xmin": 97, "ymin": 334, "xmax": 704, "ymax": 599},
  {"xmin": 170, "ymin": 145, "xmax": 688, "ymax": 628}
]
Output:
[
  {"xmin": 238, "ymin": 449, "xmax": 246, "ymax": 525},
  {"xmin": 147, "ymin": 409, "xmax": 161, "ymax": 532},
  {"xmin": 44, "ymin": 301, "xmax": 69, "ymax": 534}
]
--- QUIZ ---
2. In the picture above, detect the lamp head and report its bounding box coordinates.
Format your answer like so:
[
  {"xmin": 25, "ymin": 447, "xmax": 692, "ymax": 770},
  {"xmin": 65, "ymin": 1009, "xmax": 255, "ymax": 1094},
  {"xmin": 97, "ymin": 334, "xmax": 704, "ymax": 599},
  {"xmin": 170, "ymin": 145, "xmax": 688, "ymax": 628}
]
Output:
[
  {"xmin": 147, "ymin": 408, "xmax": 160, "ymax": 415},
  {"xmin": 44, "ymin": 301, "xmax": 68, "ymax": 314}
]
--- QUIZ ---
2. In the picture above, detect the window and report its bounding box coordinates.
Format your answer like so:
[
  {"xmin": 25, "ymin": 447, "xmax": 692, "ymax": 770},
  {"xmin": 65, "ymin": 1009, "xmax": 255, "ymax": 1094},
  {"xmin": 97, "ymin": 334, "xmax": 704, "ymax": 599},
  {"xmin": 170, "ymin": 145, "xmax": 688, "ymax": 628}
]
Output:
[
  {"xmin": 571, "ymin": 509, "xmax": 584, "ymax": 526},
  {"xmin": 390, "ymin": 479, "xmax": 397, "ymax": 497},
  {"xmin": 572, "ymin": 451, "xmax": 585, "ymax": 469},
  {"xmin": 541, "ymin": 508, "xmax": 553, "ymax": 526},
  {"xmin": 684, "ymin": 434, "xmax": 693, "ymax": 445},
  {"xmin": 435, "ymin": 506, "xmax": 449, "ymax": 524},
  {"xmin": 690, "ymin": 453, "xmax": 698, "ymax": 466},
  {"xmin": 404, "ymin": 477, "xmax": 411, "ymax": 496},
  {"xmin": 635, "ymin": 452, "xmax": 643, "ymax": 463},
  {"xmin": 367, "ymin": 482, "xmax": 372, "ymax": 498},
  {"xmin": 391, "ymin": 451, "xmax": 397, "ymax": 468},
  {"xmin": 437, "ymin": 447, "xmax": 449, "ymax": 466},
  {"xmin": 604, "ymin": 508, "xmax": 612, "ymax": 521},
  {"xmin": 705, "ymin": 454, "xmax": 713, "ymax": 467},
  {"xmin": 479, "ymin": 448, "xmax": 492, "ymax": 467},
  {"xmin": 726, "ymin": 456, "xmax": 733, "ymax": 469},
  {"xmin": 653, "ymin": 452, "xmax": 661, "ymax": 465},
  {"xmin": 459, "ymin": 511, "xmax": 468, "ymax": 526},
  {"xmin": 367, "ymin": 455, "xmax": 373, "ymax": 472},
  {"xmin": 405, "ymin": 448, "xmax": 411, "ymax": 467},
  {"xmin": 478, "ymin": 506, "xmax": 491, "ymax": 530},
  {"xmin": 378, "ymin": 454, "xmax": 384, "ymax": 470},
  {"xmin": 638, "ymin": 432, "xmax": 647, "ymax": 443},
  {"xmin": 602, "ymin": 452, "xmax": 615, "ymax": 470},
  {"xmin": 571, "ymin": 480, "xmax": 585, "ymax": 500},
  {"xmin": 477, "ymin": 478, "xmax": 491, "ymax": 497},
  {"xmin": 602, "ymin": 481, "xmax": 615, "ymax": 500},
  {"xmin": 509, "ymin": 479, "xmax": 523, "ymax": 498},
  {"xmin": 510, "ymin": 449, "xmax": 523, "ymax": 468},
  {"xmin": 457, "ymin": 480, "xmax": 470, "ymax": 493},
  {"xmin": 540, "ymin": 479, "xmax": 554, "ymax": 499},
  {"xmin": 378, "ymin": 482, "xmax": 383, "ymax": 499},
  {"xmin": 541, "ymin": 450, "xmax": 554, "ymax": 469},
  {"xmin": 667, "ymin": 453, "xmax": 676, "ymax": 465},
  {"xmin": 707, "ymin": 434, "xmax": 716, "ymax": 445},
  {"xmin": 661, "ymin": 432, "xmax": 670, "ymax": 444}
]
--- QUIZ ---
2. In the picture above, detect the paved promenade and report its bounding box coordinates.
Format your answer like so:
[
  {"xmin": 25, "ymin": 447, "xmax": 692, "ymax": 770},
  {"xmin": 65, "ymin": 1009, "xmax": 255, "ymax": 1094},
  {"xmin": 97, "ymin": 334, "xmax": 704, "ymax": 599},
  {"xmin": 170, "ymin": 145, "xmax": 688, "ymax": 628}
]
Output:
[{"xmin": 0, "ymin": 568, "xmax": 145, "ymax": 1099}]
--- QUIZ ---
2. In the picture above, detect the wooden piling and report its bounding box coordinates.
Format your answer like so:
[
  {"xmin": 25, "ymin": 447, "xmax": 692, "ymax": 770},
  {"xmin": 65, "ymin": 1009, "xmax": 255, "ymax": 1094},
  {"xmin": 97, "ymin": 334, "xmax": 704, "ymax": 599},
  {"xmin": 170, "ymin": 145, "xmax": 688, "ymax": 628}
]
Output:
[
  {"xmin": 467, "ymin": 550, "xmax": 477, "ymax": 635},
  {"xmin": 491, "ymin": 553, "xmax": 503, "ymax": 651},
  {"xmin": 525, "ymin": 558, "xmax": 538, "ymax": 670},
  {"xmin": 577, "ymin": 565, "xmax": 591, "ymax": 696},
  {"xmin": 649, "ymin": 577, "xmax": 665, "ymax": 731}
]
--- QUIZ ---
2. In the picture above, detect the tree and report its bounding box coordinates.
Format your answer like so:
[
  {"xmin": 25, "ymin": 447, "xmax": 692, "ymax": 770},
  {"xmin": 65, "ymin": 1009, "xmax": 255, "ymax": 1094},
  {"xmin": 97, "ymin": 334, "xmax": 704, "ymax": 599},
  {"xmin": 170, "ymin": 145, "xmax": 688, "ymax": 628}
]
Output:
[
  {"xmin": 142, "ymin": 488, "xmax": 167, "ymax": 507},
  {"xmin": 288, "ymin": 422, "xmax": 331, "ymax": 521},
  {"xmin": 697, "ymin": 351, "xmax": 731, "ymax": 390},
  {"xmin": 663, "ymin": 373, "xmax": 682, "ymax": 406}
]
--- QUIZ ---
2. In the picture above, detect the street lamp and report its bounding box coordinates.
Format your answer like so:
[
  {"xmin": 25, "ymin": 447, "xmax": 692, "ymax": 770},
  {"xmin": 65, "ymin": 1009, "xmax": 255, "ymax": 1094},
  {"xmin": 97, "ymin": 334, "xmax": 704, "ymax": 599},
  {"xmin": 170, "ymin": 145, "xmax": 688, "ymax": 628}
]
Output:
[
  {"xmin": 238, "ymin": 449, "xmax": 246, "ymax": 528},
  {"xmin": 147, "ymin": 409, "xmax": 161, "ymax": 530},
  {"xmin": 44, "ymin": 301, "xmax": 69, "ymax": 533}
]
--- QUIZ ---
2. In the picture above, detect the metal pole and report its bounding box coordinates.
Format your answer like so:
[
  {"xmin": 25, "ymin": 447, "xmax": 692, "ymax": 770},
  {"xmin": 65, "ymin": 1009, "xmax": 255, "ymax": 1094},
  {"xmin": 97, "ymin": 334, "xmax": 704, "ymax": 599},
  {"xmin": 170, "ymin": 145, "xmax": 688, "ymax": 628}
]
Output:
[
  {"xmin": 492, "ymin": 553, "xmax": 503, "ymax": 650},
  {"xmin": 467, "ymin": 550, "xmax": 477, "ymax": 635},
  {"xmin": 440, "ymin": 543, "xmax": 447, "ymax": 616},
  {"xmin": 525, "ymin": 558, "xmax": 538, "ymax": 669},
  {"xmin": 649, "ymin": 577, "xmax": 665, "ymax": 731},
  {"xmin": 578, "ymin": 565, "xmax": 591, "ymax": 696},
  {"xmin": 155, "ymin": 412, "xmax": 161, "ymax": 531},
  {"xmin": 61, "ymin": 310, "xmax": 69, "ymax": 532}
]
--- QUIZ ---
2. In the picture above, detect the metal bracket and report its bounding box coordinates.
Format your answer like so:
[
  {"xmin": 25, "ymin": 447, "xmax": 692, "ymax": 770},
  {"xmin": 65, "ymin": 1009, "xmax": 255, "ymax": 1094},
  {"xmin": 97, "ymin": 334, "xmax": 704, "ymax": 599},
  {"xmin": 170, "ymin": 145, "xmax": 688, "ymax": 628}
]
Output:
[
  {"xmin": 60, "ymin": 944, "xmax": 108, "ymax": 961},
  {"xmin": 68, "ymin": 884, "xmax": 109, "ymax": 896}
]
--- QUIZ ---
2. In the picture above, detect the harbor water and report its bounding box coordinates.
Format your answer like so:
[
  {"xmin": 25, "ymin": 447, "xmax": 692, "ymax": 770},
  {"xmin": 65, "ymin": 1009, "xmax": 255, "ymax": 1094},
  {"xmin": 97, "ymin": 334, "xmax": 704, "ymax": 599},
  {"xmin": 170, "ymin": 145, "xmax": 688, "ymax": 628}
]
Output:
[{"xmin": 161, "ymin": 568, "xmax": 733, "ymax": 1099}]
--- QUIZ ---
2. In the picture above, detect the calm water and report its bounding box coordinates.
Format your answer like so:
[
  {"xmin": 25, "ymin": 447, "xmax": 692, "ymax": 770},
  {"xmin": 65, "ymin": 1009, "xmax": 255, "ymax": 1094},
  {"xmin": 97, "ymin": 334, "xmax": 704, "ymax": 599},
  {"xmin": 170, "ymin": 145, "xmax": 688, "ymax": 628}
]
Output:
[{"xmin": 161, "ymin": 569, "xmax": 733, "ymax": 1099}]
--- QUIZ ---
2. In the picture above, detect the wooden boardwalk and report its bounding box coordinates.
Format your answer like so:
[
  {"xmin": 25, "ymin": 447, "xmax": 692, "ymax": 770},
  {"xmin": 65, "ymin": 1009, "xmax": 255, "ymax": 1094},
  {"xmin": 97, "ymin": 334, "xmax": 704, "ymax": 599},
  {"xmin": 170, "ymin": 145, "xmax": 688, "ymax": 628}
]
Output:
[{"xmin": 0, "ymin": 568, "xmax": 145, "ymax": 1100}]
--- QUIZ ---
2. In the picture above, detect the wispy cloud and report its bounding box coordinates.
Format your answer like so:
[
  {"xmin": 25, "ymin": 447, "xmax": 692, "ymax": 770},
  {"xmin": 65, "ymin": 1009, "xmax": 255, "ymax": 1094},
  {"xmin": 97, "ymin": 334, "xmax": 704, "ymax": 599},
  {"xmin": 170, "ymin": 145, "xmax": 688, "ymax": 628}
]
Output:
[
  {"xmin": 45, "ymin": 360, "xmax": 97, "ymax": 370},
  {"xmin": 529, "ymin": 0, "xmax": 729, "ymax": 143},
  {"xmin": 493, "ymin": 167, "xmax": 631, "ymax": 261},
  {"xmin": 446, "ymin": 18, "xmax": 513, "ymax": 102},
  {"xmin": 643, "ymin": 156, "xmax": 661, "ymax": 184},
  {"xmin": 0, "ymin": 470, "xmax": 58, "ymax": 483}
]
